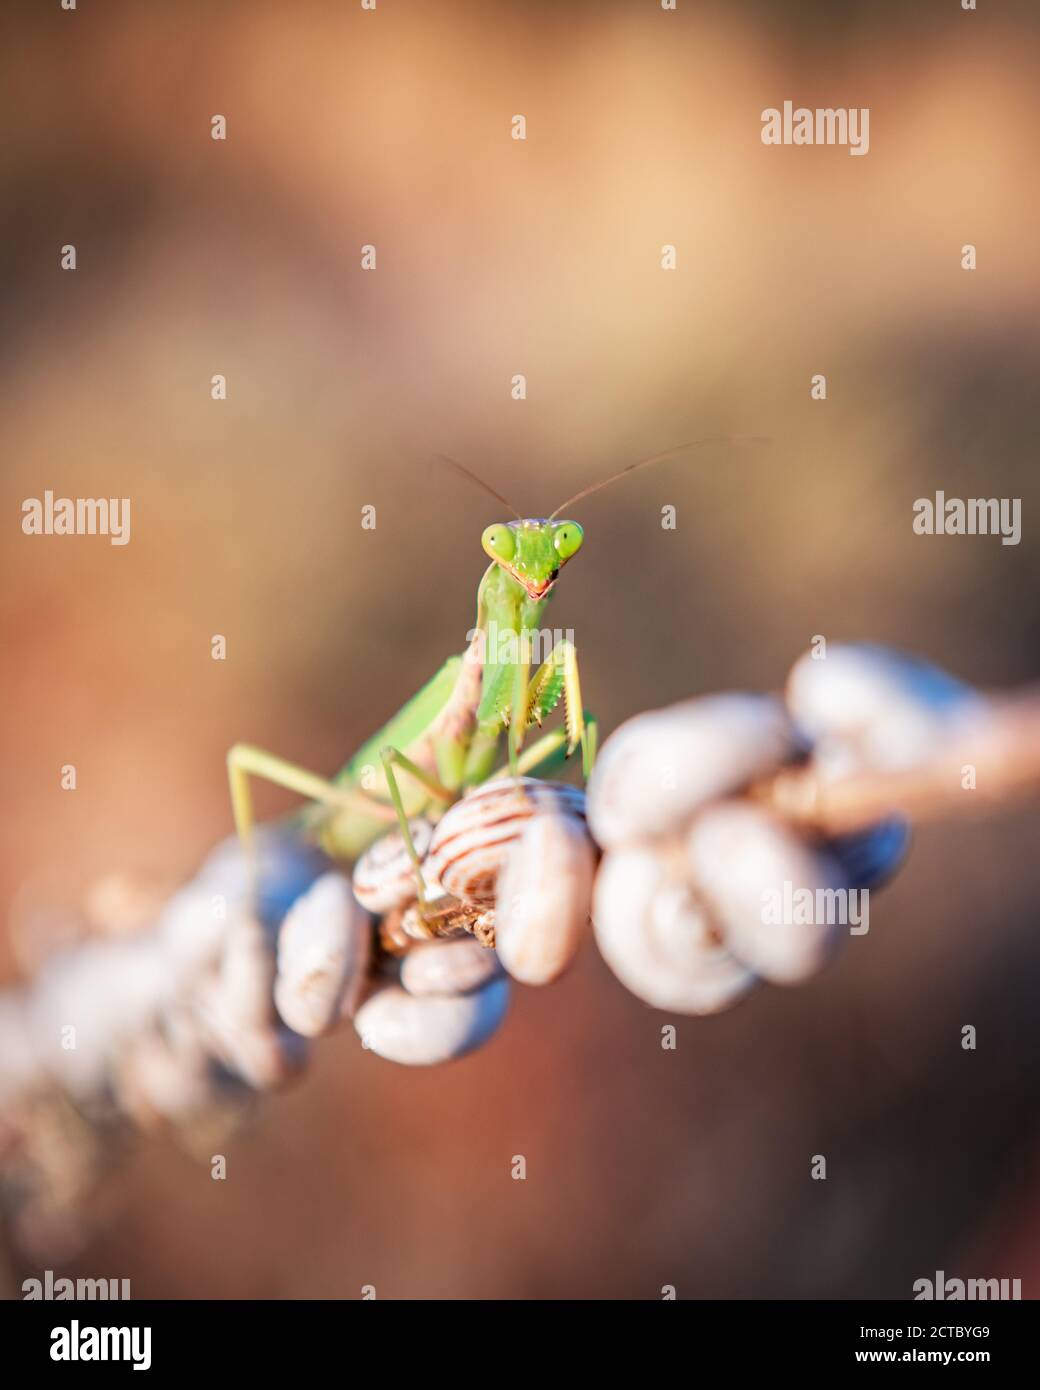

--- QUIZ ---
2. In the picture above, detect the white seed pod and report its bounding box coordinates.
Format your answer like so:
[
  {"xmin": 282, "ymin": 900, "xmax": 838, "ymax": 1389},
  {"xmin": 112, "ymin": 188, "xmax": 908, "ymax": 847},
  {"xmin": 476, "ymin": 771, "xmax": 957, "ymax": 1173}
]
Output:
[
  {"xmin": 495, "ymin": 812, "xmax": 595, "ymax": 985},
  {"xmin": 353, "ymin": 977, "xmax": 510, "ymax": 1066},
  {"xmin": 26, "ymin": 936, "xmax": 174, "ymax": 1099},
  {"xmin": 195, "ymin": 826, "xmax": 330, "ymax": 921},
  {"xmin": 158, "ymin": 882, "xmax": 233, "ymax": 980},
  {"xmin": 217, "ymin": 913, "xmax": 277, "ymax": 1033},
  {"xmin": 274, "ymin": 872, "xmax": 371, "ymax": 1036},
  {"xmin": 220, "ymin": 1025, "xmax": 308, "ymax": 1091},
  {"xmin": 114, "ymin": 1027, "xmax": 216, "ymax": 1126},
  {"xmin": 686, "ymin": 801, "xmax": 846, "ymax": 984},
  {"xmin": 400, "ymin": 937, "xmax": 503, "ymax": 996},
  {"xmin": 194, "ymin": 970, "xmax": 307, "ymax": 1091},
  {"xmin": 786, "ymin": 644, "xmax": 985, "ymax": 775},
  {"xmin": 426, "ymin": 777, "xmax": 586, "ymax": 905},
  {"xmin": 204, "ymin": 914, "xmax": 310, "ymax": 1086},
  {"xmin": 352, "ymin": 818, "xmax": 434, "ymax": 913},
  {"xmin": 593, "ymin": 847, "xmax": 756, "ymax": 1015},
  {"xmin": 587, "ymin": 694, "xmax": 799, "ymax": 851}
]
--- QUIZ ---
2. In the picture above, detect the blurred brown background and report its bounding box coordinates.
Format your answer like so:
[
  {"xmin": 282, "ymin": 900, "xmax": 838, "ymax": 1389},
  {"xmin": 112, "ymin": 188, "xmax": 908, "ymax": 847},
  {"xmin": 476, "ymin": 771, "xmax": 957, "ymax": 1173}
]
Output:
[{"xmin": 2, "ymin": 0, "xmax": 1039, "ymax": 1297}]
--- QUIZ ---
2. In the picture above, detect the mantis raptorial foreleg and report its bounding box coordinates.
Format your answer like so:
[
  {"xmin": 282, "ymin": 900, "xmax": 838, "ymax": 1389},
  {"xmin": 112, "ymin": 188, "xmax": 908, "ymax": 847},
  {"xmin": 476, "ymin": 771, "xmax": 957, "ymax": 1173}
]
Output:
[
  {"xmin": 227, "ymin": 743, "xmax": 397, "ymax": 907},
  {"xmin": 523, "ymin": 638, "xmax": 596, "ymax": 777}
]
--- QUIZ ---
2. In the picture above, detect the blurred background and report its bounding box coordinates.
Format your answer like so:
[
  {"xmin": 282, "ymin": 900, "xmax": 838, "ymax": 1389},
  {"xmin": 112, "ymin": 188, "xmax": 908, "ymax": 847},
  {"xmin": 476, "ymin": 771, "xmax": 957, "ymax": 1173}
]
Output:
[{"xmin": 1, "ymin": 0, "xmax": 1039, "ymax": 1298}]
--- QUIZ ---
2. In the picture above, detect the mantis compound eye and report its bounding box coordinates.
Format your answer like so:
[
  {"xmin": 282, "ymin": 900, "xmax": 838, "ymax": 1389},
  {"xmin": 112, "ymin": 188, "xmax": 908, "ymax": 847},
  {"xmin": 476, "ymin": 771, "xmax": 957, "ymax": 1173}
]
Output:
[
  {"xmin": 482, "ymin": 523, "xmax": 516, "ymax": 562},
  {"xmin": 552, "ymin": 521, "xmax": 584, "ymax": 560}
]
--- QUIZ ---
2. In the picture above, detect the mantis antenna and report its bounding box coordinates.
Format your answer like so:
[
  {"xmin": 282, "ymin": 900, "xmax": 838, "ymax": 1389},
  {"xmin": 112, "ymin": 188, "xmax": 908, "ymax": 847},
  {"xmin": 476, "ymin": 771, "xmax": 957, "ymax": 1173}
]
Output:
[
  {"xmin": 547, "ymin": 436, "xmax": 770, "ymax": 520},
  {"xmin": 435, "ymin": 454, "xmax": 522, "ymax": 521}
]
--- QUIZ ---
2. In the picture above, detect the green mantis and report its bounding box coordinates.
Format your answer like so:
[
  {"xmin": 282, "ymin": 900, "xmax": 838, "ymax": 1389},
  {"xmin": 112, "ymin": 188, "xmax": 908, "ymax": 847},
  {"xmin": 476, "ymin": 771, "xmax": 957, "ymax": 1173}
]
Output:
[{"xmin": 225, "ymin": 443, "xmax": 734, "ymax": 923}]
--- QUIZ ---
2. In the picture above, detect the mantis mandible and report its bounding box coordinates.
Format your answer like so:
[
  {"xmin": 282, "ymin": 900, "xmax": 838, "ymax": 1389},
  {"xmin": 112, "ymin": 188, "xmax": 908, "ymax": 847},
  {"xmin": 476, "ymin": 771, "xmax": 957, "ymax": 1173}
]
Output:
[{"xmin": 225, "ymin": 442, "xmax": 736, "ymax": 925}]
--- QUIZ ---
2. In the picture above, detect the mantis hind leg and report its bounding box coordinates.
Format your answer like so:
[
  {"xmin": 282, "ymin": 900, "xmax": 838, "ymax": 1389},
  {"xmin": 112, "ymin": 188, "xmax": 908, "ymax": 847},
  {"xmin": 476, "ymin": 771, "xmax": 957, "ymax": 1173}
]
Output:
[{"xmin": 226, "ymin": 743, "xmax": 398, "ymax": 910}]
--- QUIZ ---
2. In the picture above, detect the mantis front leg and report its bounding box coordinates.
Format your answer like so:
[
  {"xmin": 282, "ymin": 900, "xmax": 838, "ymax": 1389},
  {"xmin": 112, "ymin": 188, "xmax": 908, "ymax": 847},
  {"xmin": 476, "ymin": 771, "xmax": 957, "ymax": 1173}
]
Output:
[{"xmin": 524, "ymin": 638, "xmax": 597, "ymax": 778}]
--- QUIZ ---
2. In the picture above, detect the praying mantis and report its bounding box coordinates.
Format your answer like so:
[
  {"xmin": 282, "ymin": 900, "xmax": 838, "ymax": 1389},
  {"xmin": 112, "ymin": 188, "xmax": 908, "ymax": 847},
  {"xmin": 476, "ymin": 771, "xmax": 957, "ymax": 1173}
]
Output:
[{"xmin": 225, "ymin": 444, "xmax": 733, "ymax": 926}]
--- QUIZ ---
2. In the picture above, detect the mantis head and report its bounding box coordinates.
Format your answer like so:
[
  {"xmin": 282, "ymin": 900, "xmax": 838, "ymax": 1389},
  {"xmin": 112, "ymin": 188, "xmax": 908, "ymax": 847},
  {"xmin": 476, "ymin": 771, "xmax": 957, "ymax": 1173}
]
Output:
[
  {"xmin": 445, "ymin": 439, "xmax": 751, "ymax": 602},
  {"xmin": 481, "ymin": 519, "xmax": 584, "ymax": 601}
]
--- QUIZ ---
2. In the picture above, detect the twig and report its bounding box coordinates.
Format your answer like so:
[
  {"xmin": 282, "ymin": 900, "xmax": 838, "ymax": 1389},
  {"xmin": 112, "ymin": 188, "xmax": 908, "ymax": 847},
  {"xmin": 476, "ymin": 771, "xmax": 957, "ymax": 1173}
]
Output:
[{"xmin": 754, "ymin": 688, "xmax": 1040, "ymax": 835}]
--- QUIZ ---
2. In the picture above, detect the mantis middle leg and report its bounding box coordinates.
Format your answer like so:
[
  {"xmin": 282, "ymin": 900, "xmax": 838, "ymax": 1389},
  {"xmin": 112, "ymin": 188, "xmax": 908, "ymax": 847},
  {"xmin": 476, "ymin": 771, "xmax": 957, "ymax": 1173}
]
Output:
[{"xmin": 378, "ymin": 746, "xmax": 457, "ymax": 920}]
